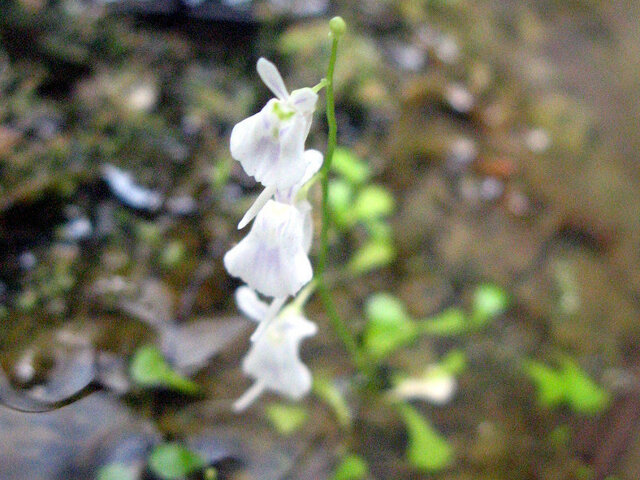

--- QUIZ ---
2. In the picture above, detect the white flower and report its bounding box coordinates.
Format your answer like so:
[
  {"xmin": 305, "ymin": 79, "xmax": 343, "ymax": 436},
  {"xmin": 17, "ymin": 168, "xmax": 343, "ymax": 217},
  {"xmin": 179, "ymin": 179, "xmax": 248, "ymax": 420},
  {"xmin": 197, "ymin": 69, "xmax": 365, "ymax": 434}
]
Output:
[
  {"xmin": 233, "ymin": 307, "xmax": 317, "ymax": 411},
  {"xmin": 235, "ymin": 286, "xmax": 269, "ymax": 322},
  {"xmin": 230, "ymin": 58, "xmax": 318, "ymax": 190},
  {"xmin": 235, "ymin": 285, "xmax": 287, "ymax": 341},
  {"xmin": 238, "ymin": 149, "xmax": 323, "ymax": 230},
  {"xmin": 224, "ymin": 200, "xmax": 312, "ymax": 298},
  {"xmin": 392, "ymin": 366, "xmax": 457, "ymax": 405}
]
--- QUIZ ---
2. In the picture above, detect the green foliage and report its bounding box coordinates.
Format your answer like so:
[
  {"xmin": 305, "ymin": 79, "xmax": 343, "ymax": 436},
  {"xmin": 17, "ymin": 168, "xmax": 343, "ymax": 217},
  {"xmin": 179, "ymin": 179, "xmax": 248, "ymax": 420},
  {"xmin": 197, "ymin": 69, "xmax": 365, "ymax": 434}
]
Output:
[
  {"xmin": 439, "ymin": 350, "xmax": 467, "ymax": 375},
  {"xmin": 329, "ymin": 147, "xmax": 396, "ymax": 276},
  {"xmin": 96, "ymin": 463, "xmax": 137, "ymax": 480},
  {"xmin": 328, "ymin": 178, "xmax": 355, "ymax": 228},
  {"xmin": 418, "ymin": 308, "xmax": 467, "ymax": 336},
  {"xmin": 523, "ymin": 358, "xmax": 610, "ymax": 414},
  {"xmin": 130, "ymin": 345, "xmax": 200, "ymax": 395},
  {"xmin": 331, "ymin": 454, "xmax": 368, "ymax": 480},
  {"xmin": 353, "ymin": 185, "xmax": 395, "ymax": 221},
  {"xmin": 363, "ymin": 293, "xmax": 417, "ymax": 359},
  {"xmin": 396, "ymin": 402, "xmax": 453, "ymax": 472},
  {"xmin": 471, "ymin": 283, "xmax": 510, "ymax": 326},
  {"xmin": 265, "ymin": 403, "xmax": 309, "ymax": 435},
  {"xmin": 417, "ymin": 284, "xmax": 508, "ymax": 336},
  {"xmin": 523, "ymin": 360, "xmax": 565, "ymax": 407},
  {"xmin": 561, "ymin": 359, "xmax": 611, "ymax": 414},
  {"xmin": 348, "ymin": 239, "xmax": 395, "ymax": 274},
  {"xmin": 331, "ymin": 147, "xmax": 370, "ymax": 184},
  {"xmin": 313, "ymin": 375, "xmax": 352, "ymax": 428},
  {"xmin": 363, "ymin": 285, "xmax": 507, "ymax": 360},
  {"xmin": 148, "ymin": 443, "xmax": 207, "ymax": 480}
]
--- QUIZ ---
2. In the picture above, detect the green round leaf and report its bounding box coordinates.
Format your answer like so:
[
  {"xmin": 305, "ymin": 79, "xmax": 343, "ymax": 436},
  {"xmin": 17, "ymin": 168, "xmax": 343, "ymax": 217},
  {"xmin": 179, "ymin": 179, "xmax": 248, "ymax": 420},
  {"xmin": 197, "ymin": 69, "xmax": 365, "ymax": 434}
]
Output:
[
  {"xmin": 331, "ymin": 147, "xmax": 370, "ymax": 184},
  {"xmin": 353, "ymin": 185, "xmax": 395, "ymax": 222},
  {"xmin": 348, "ymin": 240, "xmax": 395, "ymax": 274},
  {"xmin": 148, "ymin": 443, "xmax": 206, "ymax": 480},
  {"xmin": 265, "ymin": 403, "xmax": 309, "ymax": 435},
  {"xmin": 331, "ymin": 454, "xmax": 368, "ymax": 480},
  {"xmin": 472, "ymin": 283, "xmax": 510, "ymax": 325},
  {"xmin": 397, "ymin": 403, "xmax": 453, "ymax": 472},
  {"xmin": 130, "ymin": 345, "xmax": 200, "ymax": 395},
  {"xmin": 561, "ymin": 359, "xmax": 611, "ymax": 414},
  {"xmin": 364, "ymin": 293, "xmax": 417, "ymax": 359}
]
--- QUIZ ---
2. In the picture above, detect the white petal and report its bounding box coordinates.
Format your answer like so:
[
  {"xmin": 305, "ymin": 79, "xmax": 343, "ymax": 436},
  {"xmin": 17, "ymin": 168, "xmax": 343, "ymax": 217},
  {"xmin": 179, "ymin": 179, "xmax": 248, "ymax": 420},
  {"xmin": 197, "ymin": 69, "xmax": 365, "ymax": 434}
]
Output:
[
  {"xmin": 266, "ymin": 113, "xmax": 307, "ymax": 187},
  {"xmin": 242, "ymin": 312, "xmax": 317, "ymax": 399},
  {"xmin": 300, "ymin": 149, "xmax": 323, "ymax": 183},
  {"xmin": 230, "ymin": 102, "xmax": 280, "ymax": 176},
  {"xmin": 297, "ymin": 201, "xmax": 313, "ymax": 253},
  {"xmin": 223, "ymin": 200, "xmax": 312, "ymax": 298},
  {"xmin": 257, "ymin": 57, "xmax": 289, "ymax": 100},
  {"xmin": 238, "ymin": 184, "xmax": 277, "ymax": 229},
  {"xmin": 250, "ymin": 296, "xmax": 287, "ymax": 342},
  {"xmin": 233, "ymin": 381, "xmax": 266, "ymax": 412},
  {"xmin": 288, "ymin": 88, "xmax": 318, "ymax": 115},
  {"xmin": 274, "ymin": 150, "xmax": 323, "ymax": 204},
  {"xmin": 235, "ymin": 286, "xmax": 269, "ymax": 322},
  {"xmin": 231, "ymin": 104, "xmax": 309, "ymax": 190}
]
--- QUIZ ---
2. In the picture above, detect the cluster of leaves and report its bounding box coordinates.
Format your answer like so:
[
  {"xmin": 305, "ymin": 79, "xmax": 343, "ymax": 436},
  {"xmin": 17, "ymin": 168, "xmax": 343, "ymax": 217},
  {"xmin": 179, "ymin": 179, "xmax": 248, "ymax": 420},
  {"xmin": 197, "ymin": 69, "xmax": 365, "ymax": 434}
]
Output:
[
  {"xmin": 328, "ymin": 148, "xmax": 395, "ymax": 274},
  {"xmin": 97, "ymin": 443, "xmax": 215, "ymax": 480},
  {"xmin": 92, "ymin": 347, "xmax": 209, "ymax": 480},
  {"xmin": 325, "ymin": 147, "xmax": 514, "ymax": 475},
  {"xmin": 363, "ymin": 283, "xmax": 509, "ymax": 360},
  {"xmin": 523, "ymin": 357, "xmax": 610, "ymax": 414}
]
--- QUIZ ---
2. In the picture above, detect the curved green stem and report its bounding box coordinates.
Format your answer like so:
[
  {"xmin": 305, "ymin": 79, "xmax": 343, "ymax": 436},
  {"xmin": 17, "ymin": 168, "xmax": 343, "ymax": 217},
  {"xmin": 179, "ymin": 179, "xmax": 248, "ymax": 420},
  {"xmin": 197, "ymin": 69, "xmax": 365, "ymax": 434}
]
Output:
[{"xmin": 316, "ymin": 24, "xmax": 370, "ymax": 375}]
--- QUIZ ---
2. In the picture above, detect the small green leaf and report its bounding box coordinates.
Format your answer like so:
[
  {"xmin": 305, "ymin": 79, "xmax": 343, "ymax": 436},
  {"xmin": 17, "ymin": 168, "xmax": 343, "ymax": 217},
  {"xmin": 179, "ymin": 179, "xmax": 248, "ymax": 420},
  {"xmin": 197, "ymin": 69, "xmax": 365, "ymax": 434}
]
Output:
[
  {"xmin": 331, "ymin": 454, "xmax": 368, "ymax": 480},
  {"xmin": 96, "ymin": 463, "xmax": 137, "ymax": 480},
  {"xmin": 523, "ymin": 358, "xmax": 610, "ymax": 414},
  {"xmin": 561, "ymin": 359, "xmax": 610, "ymax": 414},
  {"xmin": 523, "ymin": 360, "xmax": 565, "ymax": 408},
  {"xmin": 419, "ymin": 308, "xmax": 467, "ymax": 336},
  {"xmin": 364, "ymin": 293, "xmax": 417, "ymax": 359},
  {"xmin": 348, "ymin": 240, "xmax": 395, "ymax": 274},
  {"xmin": 148, "ymin": 443, "xmax": 206, "ymax": 480},
  {"xmin": 439, "ymin": 350, "xmax": 467, "ymax": 375},
  {"xmin": 331, "ymin": 147, "xmax": 370, "ymax": 184},
  {"xmin": 353, "ymin": 185, "xmax": 395, "ymax": 222},
  {"xmin": 397, "ymin": 403, "xmax": 453, "ymax": 472},
  {"xmin": 471, "ymin": 283, "xmax": 510, "ymax": 326},
  {"xmin": 328, "ymin": 179, "xmax": 355, "ymax": 228},
  {"xmin": 130, "ymin": 345, "xmax": 200, "ymax": 395},
  {"xmin": 365, "ymin": 293, "xmax": 409, "ymax": 324},
  {"xmin": 313, "ymin": 375, "xmax": 352, "ymax": 428},
  {"xmin": 265, "ymin": 403, "xmax": 309, "ymax": 435}
]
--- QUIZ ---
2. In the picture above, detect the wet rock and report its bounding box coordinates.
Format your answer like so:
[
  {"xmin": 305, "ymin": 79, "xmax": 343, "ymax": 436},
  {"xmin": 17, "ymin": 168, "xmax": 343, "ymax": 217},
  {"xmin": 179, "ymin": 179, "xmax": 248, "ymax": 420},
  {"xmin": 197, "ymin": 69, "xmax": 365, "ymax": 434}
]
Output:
[
  {"xmin": 96, "ymin": 352, "xmax": 132, "ymax": 395},
  {"xmin": 161, "ymin": 317, "xmax": 249, "ymax": 375},
  {"xmin": 0, "ymin": 393, "xmax": 160, "ymax": 480}
]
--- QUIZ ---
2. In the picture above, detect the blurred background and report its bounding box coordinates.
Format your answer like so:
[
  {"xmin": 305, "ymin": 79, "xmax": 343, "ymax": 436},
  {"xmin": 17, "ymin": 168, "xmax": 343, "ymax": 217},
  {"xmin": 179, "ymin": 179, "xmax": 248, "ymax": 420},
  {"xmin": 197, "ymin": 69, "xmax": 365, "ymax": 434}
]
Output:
[{"xmin": 1, "ymin": 0, "xmax": 639, "ymax": 479}]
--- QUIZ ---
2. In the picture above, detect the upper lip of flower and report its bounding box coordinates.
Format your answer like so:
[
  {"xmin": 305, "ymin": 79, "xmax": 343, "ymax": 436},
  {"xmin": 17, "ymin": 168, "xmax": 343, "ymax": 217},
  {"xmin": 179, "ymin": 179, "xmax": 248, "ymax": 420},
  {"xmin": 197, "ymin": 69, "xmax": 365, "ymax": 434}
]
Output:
[{"xmin": 257, "ymin": 57, "xmax": 290, "ymax": 102}]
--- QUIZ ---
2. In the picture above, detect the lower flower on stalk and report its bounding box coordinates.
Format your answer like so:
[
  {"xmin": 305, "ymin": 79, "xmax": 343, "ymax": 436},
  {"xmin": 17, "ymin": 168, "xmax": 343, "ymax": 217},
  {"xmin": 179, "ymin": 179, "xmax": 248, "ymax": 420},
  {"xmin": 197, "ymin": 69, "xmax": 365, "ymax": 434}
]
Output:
[{"xmin": 233, "ymin": 291, "xmax": 318, "ymax": 411}]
